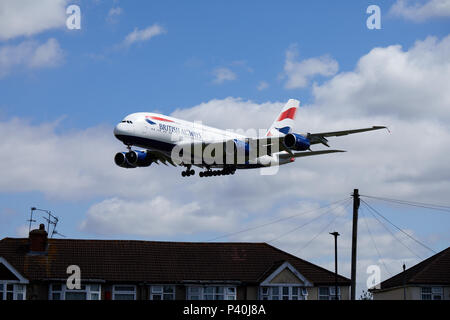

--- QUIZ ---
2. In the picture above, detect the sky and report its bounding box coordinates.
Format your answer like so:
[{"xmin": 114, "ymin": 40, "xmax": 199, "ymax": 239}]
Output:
[{"xmin": 0, "ymin": 0, "xmax": 450, "ymax": 298}]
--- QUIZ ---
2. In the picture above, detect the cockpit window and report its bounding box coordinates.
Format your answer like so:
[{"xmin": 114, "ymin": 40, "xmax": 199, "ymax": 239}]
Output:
[{"xmin": 121, "ymin": 120, "xmax": 133, "ymax": 124}]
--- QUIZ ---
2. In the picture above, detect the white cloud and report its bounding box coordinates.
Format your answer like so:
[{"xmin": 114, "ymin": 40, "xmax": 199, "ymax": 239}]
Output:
[
  {"xmin": 108, "ymin": 6, "xmax": 123, "ymax": 17},
  {"xmin": 80, "ymin": 197, "xmax": 238, "ymax": 236},
  {"xmin": 390, "ymin": 0, "xmax": 450, "ymax": 21},
  {"xmin": 107, "ymin": 6, "xmax": 123, "ymax": 23},
  {"xmin": 312, "ymin": 35, "xmax": 450, "ymax": 121},
  {"xmin": 283, "ymin": 44, "xmax": 338, "ymax": 89},
  {"xmin": 0, "ymin": 0, "xmax": 68, "ymax": 40},
  {"xmin": 257, "ymin": 81, "xmax": 269, "ymax": 91},
  {"xmin": 123, "ymin": 24, "xmax": 166, "ymax": 46},
  {"xmin": 212, "ymin": 67, "xmax": 237, "ymax": 84},
  {"xmin": 0, "ymin": 38, "xmax": 64, "ymax": 77},
  {"xmin": 171, "ymin": 97, "xmax": 282, "ymax": 130}
]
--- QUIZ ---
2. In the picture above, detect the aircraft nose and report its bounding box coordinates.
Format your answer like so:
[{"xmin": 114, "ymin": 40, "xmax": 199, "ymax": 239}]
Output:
[{"xmin": 114, "ymin": 123, "xmax": 127, "ymax": 137}]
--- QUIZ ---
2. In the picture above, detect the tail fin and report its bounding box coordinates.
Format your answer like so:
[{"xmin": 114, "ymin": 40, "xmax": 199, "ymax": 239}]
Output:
[{"xmin": 266, "ymin": 99, "xmax": 299, "ymax": 137}]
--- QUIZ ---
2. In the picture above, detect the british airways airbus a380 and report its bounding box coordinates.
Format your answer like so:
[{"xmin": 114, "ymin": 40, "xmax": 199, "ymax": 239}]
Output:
[{"xmin": 113, "ymin": 99, "xmax": 386, "ymax": 177}]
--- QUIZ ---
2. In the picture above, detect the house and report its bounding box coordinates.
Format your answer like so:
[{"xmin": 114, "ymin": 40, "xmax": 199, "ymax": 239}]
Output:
[
  {"xmin": 371, "ymin": 247, "xmax": 450, "ymax": 300},
  {"xmin": 0, "ymin": 224, "xmax": 350, "ymax": 300}
]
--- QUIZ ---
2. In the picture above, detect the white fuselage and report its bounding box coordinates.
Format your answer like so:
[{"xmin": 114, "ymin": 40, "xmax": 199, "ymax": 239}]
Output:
[{"xmin": 113, "ymin": 112, "xmax": 290, "ymax": 168}]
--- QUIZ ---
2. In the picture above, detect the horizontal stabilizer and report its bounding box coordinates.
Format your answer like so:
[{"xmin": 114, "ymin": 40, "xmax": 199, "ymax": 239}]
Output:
[{"xmin": 279, "ymin": 149, "xmax": 346, "ymax": 160}]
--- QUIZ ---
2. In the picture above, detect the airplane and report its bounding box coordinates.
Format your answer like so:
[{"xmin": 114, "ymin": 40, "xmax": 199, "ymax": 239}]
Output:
[{"xmin": 113, "ymin": 99, "xmax": 386, "ymax": 177}]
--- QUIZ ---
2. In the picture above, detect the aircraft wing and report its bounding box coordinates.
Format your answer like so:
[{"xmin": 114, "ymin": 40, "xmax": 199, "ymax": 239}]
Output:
[
  {"xmin": 307, "ymin": 126, "xmax": 387, "ymax": 147},
  {"xmin": 172, "ymin": 125, "xmax": 386, "ymax": 160},
  {"xmin": 278, "ymin": 149, "xmax": 346, "ymax": 160}
]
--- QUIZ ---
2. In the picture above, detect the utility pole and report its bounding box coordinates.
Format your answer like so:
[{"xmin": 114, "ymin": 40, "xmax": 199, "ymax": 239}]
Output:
[
  {"xmin": 330, "ymin": 231, "xmax": 340, "ymax": 300},
  {"xmin": 351, "ymin": 189, "xmax": 360, "ymax": 300}
]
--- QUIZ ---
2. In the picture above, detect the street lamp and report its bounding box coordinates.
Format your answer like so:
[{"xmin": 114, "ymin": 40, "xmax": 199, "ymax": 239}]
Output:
[{"xmin": 330, "ymin": 231, "xmax": 340, "ymax": 300}]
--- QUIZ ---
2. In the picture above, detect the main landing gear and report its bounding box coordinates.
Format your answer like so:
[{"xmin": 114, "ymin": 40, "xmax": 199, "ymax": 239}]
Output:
[
  {"xmin": 181, "ymin": 167, "xmax": 195, "ymax": 177},
  {"xmin": 199, "ymin": 167, "xmax": 236, "ymax": 177}
]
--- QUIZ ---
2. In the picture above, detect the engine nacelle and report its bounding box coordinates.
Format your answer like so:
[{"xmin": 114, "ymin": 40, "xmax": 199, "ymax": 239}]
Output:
[
  {"xmin": 283, "ymin": 133, "xmax": 310, "ymax": 151},
  {"xmin": 232, "ymin": 139, "xmax": 250, "ymax": 157},
  {"xmin": 114, "ymin": 150, "xmax": 154, "ymax": 168},
  {"xmin": 114, "ymin": 152, "xmax": 135, "ymax": 168}
]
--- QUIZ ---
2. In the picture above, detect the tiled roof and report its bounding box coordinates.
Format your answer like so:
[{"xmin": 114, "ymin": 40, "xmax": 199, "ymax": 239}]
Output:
[
  {"xmin": 377, "ymin": 247, "xmax": 450, "ymax": 289},
  {"xmin": 0, "ymin": 238, "xmax": 350, "ymax": 285}
]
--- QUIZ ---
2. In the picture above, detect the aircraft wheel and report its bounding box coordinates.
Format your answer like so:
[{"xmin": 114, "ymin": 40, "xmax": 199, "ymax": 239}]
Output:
[
  {"xmin": 182, "ymin": 171, "xmax": 186, "ymax": 177},
  {"xmin": 190, "ymin": 170, "xmax": 195, "ymax": 175}
]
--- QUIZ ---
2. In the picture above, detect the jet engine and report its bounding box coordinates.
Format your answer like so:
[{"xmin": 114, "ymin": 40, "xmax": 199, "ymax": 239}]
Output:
[
  {"xmin": 114, "ymin": 150, "xmax": 154, "ymax": 168},
  {"xmin": 283, "ymin": 133, "xmax": 310, "ymax": 151}
]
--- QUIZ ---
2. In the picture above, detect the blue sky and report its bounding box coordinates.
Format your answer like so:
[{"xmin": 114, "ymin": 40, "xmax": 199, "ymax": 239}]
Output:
[
  {"xmin": 1, "ymin": 0, "xmax": 450, "ymax": 297},
  {"xmin": 2, "ymin": 0, "xmax": 449, "ymax": 128}
]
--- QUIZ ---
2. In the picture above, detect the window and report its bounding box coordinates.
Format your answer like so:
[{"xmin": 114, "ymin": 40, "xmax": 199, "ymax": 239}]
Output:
[
  {"xmin": 112, "ymin": 285, "xmax": 136, "ymax": 300},
  {"xmin": 150, "ymin": 285, "xmax": 175, "ymax": 300},
  {"xmin": 187, "ymin": 286, "xmax": 236, "ymax": 300},
  {"xmin": 14, "ymin": 284, "xmax": 26, "ymax": 300},
  {"xmin": 50, "ymin": 284, "xmax": 62, "ymax": 300},
  {"xmin": 187, "ymin": 286, "xmax": 201, "ymax": 300},
  {"xmin": 421, "ymin": 287, "xmax": 443, "ymax": 300},
  {"xmin": 319, "ymin": 287, "xmax": 340, "ymax": 300},
  {"xmin": 0, "ymin": 282, "xmax": 26, "ymax": 300},
  {"xmin": 49, "ymin": 283, "xmax": 101, "ymax": 300},
  {"xmin": 260, "ymin": 286, "xmax": 307, "ymax": 300}
]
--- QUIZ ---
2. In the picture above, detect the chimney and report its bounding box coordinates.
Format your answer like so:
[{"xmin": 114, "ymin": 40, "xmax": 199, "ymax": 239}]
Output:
[{"xmin": 29, "ymin": 224, "xmax": 48, "ymax": 253}]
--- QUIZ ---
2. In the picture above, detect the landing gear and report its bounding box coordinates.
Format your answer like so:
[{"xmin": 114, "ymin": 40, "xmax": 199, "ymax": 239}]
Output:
[
  {"xmin": 199, "ymin": 167, "xmax": 236, "ymax": 177},
  {"xmin": 181, "ymin": 166, "xmax": 195, "ymax": 177}
]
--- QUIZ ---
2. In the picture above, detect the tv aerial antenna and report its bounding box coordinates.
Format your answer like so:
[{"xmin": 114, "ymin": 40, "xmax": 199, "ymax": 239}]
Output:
[{"xmin": 28, "ymin": 207, "xmax": 65, "ymax": 238}]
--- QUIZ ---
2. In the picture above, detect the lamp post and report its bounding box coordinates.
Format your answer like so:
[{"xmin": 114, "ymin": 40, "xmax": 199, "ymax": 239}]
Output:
[{"xmin": 330, "ymin": 231, "xmax": 340, "ymax": 300}]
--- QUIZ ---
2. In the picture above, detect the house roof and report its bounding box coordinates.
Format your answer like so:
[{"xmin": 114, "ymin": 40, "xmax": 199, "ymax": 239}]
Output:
[
  {"xmin": 375, "ymin": 247, "xmax": 450, "ymax": 290},
  {"xmin": 0, "ymin": 237, "xmax": 350, "ymax": 285}
]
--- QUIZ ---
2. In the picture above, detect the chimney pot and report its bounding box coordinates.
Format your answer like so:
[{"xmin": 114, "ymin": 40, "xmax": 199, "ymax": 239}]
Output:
[{"xmin": 29, "ymin": 224, "xmax": 48, "ymax": 253}]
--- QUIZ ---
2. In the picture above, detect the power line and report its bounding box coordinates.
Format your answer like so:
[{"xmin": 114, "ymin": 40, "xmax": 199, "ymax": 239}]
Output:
[
  {"xmin": 360, "ymin": 194, "xmax": 450, "ymax": 214},
  {"xmin": 267, "ymin": 199, "xmax": 351, "ymax": 244},
  {"xmin": 206, "ymin": 198, "xmax": 350, "ymax": 242},
  {"xmin": 361, "ymin": 200, "xmax": 436, "ymax": 260},
  {"xmin": 360, "ymin": 205, "xmax": 393, "ymax": 277},
  {"xmin": 293, "ymin": 202, "xmax": 349, "ymax": 256},
  {"xmin": 361, "ymin": 201, "xmax": 422, "ymax": 260},
  {"xmin": 362, "ymin": 199, "xmax": 436, "ymax": 254}
]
